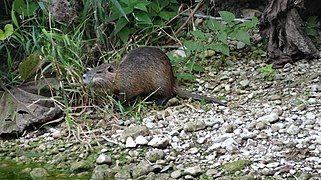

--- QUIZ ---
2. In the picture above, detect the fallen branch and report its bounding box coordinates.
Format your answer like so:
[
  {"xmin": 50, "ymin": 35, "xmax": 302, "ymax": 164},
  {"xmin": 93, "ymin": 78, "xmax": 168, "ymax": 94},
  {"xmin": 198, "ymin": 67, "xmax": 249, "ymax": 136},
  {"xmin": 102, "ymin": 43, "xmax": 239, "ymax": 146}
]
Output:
[{"xmin": 180, "ymin": 13, "xmax": 251, "ymax": 22}]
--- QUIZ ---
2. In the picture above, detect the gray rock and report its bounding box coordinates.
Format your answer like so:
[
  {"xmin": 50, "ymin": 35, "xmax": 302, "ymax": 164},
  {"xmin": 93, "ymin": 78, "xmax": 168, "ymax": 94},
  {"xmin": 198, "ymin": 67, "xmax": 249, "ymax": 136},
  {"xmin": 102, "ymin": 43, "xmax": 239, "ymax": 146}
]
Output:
[
  {"xmin": 173, "ymin": 48, "xmax": 187, "ymax": 58},
  {"xmin": 96, "ymin": 154, "xmax": 112, "ymax": 165},
  {"xmin": 146, "ymin": 149, "xmax": 165, "ymax": 162},
  {"xmin": 256, "ymin": 112, "xmax": 279, "ymax": 123},
  {"xmin": 168, "ymin": 97, "xmax": 180, "ymax": 106},
  {"xmin": 270, "ymin": 94, "xmax": 281, "ymax": 101},
  {"xmin": 184, "ymin": 175, "xmax": 195, "ymax": 179},
  {"xmin": 120, "ymin": 125, "xmax": 150, "ymax": 141},
  {"xmin": 70, "ymin": 160, "xmax": 93, "ymax": 173},
  {"xmin": 311, "ymin": 84, "xmax": 321, "ymax": 92},
  {"xmin": 148, "ymin": 136, "xmax": 169, "ymax": 149},
  {"xmin": 91, "ymin": 165, "xmax": 116, "ymax": 180},
  {"xmin": 298, "ymin": 172, "xmax": 312, "ymax": 180},
  {"xmin": 240, "ymin": 79, "xmax": 250, "ymax": 88},
  {"xmin": 286, "ymin": 124, "xmax": 300, "ymax": 135},
  {"xmin": 184, "ymin": 165, "xmax": 202, "ymax": 176},
  {"xmin": 308, "ymin": 98, "xmax": 317, "ymax": 104},
  {"xmin": 221, "ymin": 138, "xmax": 238, "ymax": 151},
  {"xmin": 171, "ymin": 170, "xmax": 182, "ymax": 179},
  {"xmin": 135, "ymin": 135, "xmax": 149, "ymax": 145},
  {"xmin": 295, "ymin": 103, "xmax": 306, "ymax": 111},
  {"xmin": 132, "ymin": 160, "xmax": 155, "ymax": 178},
  {"xmin": 126, "ymin": 137, "xmax": 137, "ymax": 148},
  {"xmin": 261, "ymin": 168, "xmax": 274, "ymax": 175},
  {"xmin": 237, "ymin": 41, "xmax": 246, "ymax": 49},
  {"xmin": 30, "ymin": 168, "xmax": 49, "ymax": 179},
  {"xmin": 271, "ymin": 123, "xmax": 285, "ymax": 132},
  {"xmin": 306, "ymin": 112, "xmax": 316, "ymax": 119},
  {"xmin": 255, "ymin": 121, "xmax": 267, "ymax": 130},
  {"xmin": 114, "ymin": 167, "xmax": 131, "ymax": 180},
  {"xmin": 183, "ymin": 120, "xmax": 206, "ymax": 132},
  {"xmin": 205, "ymin": 169, "xmax": 219, "ymax": 176}
]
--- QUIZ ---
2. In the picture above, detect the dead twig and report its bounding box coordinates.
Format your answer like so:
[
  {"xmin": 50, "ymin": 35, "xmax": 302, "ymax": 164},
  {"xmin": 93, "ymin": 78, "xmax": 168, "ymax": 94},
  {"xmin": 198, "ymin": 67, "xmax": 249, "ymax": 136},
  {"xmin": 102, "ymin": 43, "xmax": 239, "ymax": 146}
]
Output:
[
  {"xmin": 181, "ymin": 12, "xmax": 251, "ymax": 22},
  {"xmin": 167, "ymin": 0, "xmax": 204, "ymax": 43}
]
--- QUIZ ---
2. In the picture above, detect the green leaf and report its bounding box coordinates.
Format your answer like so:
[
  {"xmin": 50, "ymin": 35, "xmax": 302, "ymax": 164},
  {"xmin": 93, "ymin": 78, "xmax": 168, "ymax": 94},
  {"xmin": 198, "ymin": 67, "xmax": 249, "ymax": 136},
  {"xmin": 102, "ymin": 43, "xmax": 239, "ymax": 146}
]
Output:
[
  {"xmin": 18, "ymin": 51, "xmax": 44, "ymax": 80},
  {"xmin": 191, "ymin": 30, "xmax": 205, "ymax": 40},
  {"xmin": 111, "ymin": 0, "xmax": 129, "ymax": 21},
  {"xmin": 118, "ymin": 27, "xmax": 130, "ymax": 43},
  {"xmin": 184, "ymin": 40, "xmax": 203, "ymax": 56},
  {"xmin": 159, "ymin": 0, "xmax": 170, "ymax": 10},
  {"xmin": 218, "ymin": 11, "xmax": 235, "ymax": 22},
  {"xmin": 0, "ymin": 24, "xmax": 14, "ymax": 41},
  {"xmin": 114, "ymin": 17, "xmax": 128, "ymax": 34},
  {"xmin": 177, "ymin": 72, "xmax": 196, "ymax": 81},
  {"xmin": 243, "ymin": 16, "xmax": 258, "ymax": 29},
  {"xmin": 209, "ymin": 44, "xmax": 230, "ymax": 56},
  {"xmin": 217, "ymin": 31, "xmax": 227, "ymax": 43},
  {"xmin": 38, "ymin": 2, "xmax": 49, "ymax": 16},
  {"xmin": 13, "ymin": 0, "xmax": 38, "ymax": 16},
  {"xmin": 134, "ymin": 1, "xmax": 151, "ymax": 12},
  {"xmin": 192, "ymin": 64, "xmax": 205, "ymax": 72},
  {"xmin": 236, "ymin": 30, "xmax": 250, "ymax": 44},
  {"xmin": 307, "ymin": 28, "xmax": 317, "ymax": 37},
  {"xmin": 206, "ymin": 19, "xmax": 223, "ymax": 31},
  {"xmin": 11, "ymin": 9, "xmax": 19, "ymax": 27},
  {"xmin": 134, "ymin": 12, "xmax": 152, "ymax": 24},
  {"xmin": 307, "ymin": 16, "xmax": 318, "ymax": 27},
  {"xmin": 159, "ymin": 11, "xmax": 176, "ymax": 21}
]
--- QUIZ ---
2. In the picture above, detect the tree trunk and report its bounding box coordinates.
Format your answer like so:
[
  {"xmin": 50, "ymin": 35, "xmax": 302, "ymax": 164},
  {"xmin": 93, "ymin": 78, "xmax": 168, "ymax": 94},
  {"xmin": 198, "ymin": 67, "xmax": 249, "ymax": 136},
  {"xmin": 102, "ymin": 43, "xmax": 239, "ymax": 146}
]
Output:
[{"xmin": 259, "ymin": 0, "xmax": 320, "ymax": 68}]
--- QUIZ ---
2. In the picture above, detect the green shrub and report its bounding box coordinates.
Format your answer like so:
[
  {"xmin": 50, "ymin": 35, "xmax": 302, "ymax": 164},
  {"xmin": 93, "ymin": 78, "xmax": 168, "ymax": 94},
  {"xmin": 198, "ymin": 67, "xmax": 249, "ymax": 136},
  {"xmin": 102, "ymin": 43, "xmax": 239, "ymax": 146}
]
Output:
[{"xmin": 169, "ymin": 11, "xmax": 258, "ymax": 81}]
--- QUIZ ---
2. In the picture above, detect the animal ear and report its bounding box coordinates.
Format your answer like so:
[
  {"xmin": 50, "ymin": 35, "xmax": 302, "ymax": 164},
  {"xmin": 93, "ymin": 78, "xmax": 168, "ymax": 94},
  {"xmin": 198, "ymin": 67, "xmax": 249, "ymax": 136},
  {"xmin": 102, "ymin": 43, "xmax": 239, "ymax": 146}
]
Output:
[{"xmin": 107, "ymin": 64, "xmax": 114, "ymax": 73}]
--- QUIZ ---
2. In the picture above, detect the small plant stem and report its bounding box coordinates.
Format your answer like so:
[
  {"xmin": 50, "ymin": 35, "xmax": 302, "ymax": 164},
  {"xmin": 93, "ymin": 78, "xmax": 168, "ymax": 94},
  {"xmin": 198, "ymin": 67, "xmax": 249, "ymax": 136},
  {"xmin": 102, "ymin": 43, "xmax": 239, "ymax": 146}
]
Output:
[{"xmin": 167, "ymin": 0, "xmax": 204, "ymax": 43}]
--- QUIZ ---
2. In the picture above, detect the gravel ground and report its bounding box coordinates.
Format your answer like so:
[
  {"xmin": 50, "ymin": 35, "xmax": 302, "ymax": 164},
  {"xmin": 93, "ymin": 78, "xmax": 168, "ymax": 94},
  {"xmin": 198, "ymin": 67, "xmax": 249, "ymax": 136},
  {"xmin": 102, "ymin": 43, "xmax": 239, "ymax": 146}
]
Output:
[{"xmin": 1, "ymin": 57, "xmax": 321, "ymax": 179}]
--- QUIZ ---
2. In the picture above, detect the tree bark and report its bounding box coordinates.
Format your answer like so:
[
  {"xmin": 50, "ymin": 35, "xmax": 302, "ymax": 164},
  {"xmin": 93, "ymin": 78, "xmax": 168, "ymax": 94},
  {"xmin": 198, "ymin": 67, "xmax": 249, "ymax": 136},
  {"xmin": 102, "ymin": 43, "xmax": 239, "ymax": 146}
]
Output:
[{"xmin": 259, "ymin": 0, "xmax": 320, "ymax": 68}]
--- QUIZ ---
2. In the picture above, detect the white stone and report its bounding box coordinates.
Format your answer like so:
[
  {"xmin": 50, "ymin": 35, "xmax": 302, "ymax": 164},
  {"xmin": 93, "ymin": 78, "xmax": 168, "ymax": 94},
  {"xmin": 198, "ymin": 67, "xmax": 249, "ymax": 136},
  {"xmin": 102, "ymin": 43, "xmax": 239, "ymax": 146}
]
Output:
[
  {"xmin": 221, "ymin": 138, "xmax": 238, "ymax": 151},
  {"xmin": 125, "ymin": 137, "xmax": 136, "ymax": 148},
  {"xmin": 173, "ymin": 48, "xmax": 187, "ymax": 58},
  {"xmin": 286, "ymin": 124, "xmax": 300, "ymax": 135},
  {"xmin": 257, "ymin": 112, "xmax": 279, "ymax": 123},
  {"xmin": 306, "ymin": 112, "xmax": 316, "ymax": 120},
  {"xmin": 135, "ymin": 135, "xmax": 148, "ymax": 145}
]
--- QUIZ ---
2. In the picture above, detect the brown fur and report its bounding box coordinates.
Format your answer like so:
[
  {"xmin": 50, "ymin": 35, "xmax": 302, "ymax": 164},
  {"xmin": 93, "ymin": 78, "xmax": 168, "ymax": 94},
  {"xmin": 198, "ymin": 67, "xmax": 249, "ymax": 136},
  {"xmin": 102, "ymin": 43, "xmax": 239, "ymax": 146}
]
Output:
[{"xmin": 83, "ymin": 47, "xmax": 226, "ymax": 106}]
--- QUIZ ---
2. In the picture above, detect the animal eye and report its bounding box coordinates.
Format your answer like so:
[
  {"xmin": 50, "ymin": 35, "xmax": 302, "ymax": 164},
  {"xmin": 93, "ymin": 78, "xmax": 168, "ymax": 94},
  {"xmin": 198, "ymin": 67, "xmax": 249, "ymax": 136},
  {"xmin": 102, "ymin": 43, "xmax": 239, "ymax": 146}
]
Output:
[
  {"xmin": 96, "ymin": 70, "xmax": 103, "ymax": 74},
  {"xmin": 107, "ymin": 65, "xmax": 114, "ymax": 72}
]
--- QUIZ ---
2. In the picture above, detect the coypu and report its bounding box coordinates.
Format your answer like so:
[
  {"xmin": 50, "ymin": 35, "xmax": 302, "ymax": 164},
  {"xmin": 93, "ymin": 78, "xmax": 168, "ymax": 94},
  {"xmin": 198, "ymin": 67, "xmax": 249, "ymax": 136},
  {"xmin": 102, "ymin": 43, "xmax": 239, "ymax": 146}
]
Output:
[{"xmin": 82, "ymin": 47, "xmax": 226, "ymax": 106}]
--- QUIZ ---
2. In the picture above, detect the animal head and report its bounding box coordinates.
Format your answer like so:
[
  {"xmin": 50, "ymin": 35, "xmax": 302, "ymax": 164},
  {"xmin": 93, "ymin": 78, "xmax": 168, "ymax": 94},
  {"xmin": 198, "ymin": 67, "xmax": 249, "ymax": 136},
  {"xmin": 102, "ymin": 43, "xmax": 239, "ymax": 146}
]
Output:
[{"xmin": 82, "ymin": 63, "xmax": 117, "ymax": 90}]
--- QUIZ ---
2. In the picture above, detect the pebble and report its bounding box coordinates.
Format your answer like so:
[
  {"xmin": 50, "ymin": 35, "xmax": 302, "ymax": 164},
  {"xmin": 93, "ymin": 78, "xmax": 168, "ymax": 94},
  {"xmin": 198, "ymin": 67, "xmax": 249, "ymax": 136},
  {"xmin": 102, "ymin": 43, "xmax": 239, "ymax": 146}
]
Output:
[
  {"xmin": 96, "ymin": 154, "xmax": 112, "ymax": 165},
  {"xmin": 171, "ymin": 170, "xmax": 182, "ymax": 179},
  {"xmin": 306, "ymin": 112, "xmax": 316, "ymax": 120},
  {"xmin": 240, "ymin": 79, "xmax": 250, "ymax": 87},
  {"xmin": 135, "ymin": 135, "xmax": 148, "ymax": 145},
  {"xmin": 286, "ymin": 124, "xmax": 300, "ymax": 135},
  {"xmin": 146, "ymin": 149, "xmax": 165, "ymax": 162},
  {"xmin": 125, "ymin": 137, "xmax": 137, "ymax": 148},
  {"xmin": 184, "ymin": 165, "xmax": 202, "ymax": 176},
  {"xmin": 256, "ymin": 112, "xmax": 279, "ymax": 123},
  {"xmin": 183, "ymin": 120, "xmax": 206, "ymax": 132},
  {"xmin": 148, "ymin": 137, "xmax": 169, "ymax": 149}
]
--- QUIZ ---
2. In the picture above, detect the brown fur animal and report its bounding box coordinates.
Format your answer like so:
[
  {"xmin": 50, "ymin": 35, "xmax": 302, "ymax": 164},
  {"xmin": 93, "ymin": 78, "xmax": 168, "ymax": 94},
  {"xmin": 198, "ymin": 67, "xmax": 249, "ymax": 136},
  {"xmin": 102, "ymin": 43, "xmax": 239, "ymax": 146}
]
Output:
[{"xmin": 82, "ymin": 47, "xmax": 226, "ymax": 106}]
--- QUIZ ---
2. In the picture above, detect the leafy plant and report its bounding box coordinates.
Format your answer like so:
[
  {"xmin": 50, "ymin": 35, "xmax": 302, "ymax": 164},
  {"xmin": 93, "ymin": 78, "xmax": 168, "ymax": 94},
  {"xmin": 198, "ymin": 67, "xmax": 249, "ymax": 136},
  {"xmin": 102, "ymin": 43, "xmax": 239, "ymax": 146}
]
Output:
[
  {"xmin": 170, "ymin": 11, "xmax": 258, "ymax": 81},
  {"xmin": 108, "ymin": 0, "xmax": 179, "ymax": 43},
  {"xmin": 259, "ymin": 64, "xmax": 276, "ymax": 81},
  {"xmin": 306, "ymin": 16, "xmax": 318, "ymax": 41},
  {"xmin": 0, "ymin": 24, "xmax": 14, "ymax": 41}
]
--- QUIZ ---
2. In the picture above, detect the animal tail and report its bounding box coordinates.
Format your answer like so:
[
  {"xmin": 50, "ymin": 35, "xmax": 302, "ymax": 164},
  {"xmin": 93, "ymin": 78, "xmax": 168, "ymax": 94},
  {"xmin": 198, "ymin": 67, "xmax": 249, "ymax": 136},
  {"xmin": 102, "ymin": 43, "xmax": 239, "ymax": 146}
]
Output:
[{"xmin": 175, "ymin": 87, "xmax": 227, "ymax": 106}]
